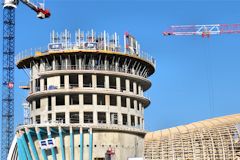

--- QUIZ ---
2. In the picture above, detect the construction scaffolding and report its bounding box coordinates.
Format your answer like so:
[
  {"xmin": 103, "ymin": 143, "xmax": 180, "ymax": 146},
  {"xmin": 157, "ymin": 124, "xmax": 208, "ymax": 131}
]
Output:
[{"xmin": 144, "ymin": 114, "xmax": 240, "ymax": 160}]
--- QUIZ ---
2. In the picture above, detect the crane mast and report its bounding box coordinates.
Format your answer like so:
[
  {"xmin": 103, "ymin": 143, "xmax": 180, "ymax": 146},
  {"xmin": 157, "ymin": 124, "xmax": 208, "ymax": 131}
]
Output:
[
  {"xmin": 1, "ymin": 0, "xmax": 50, "ymax": 159},
  {"xmin": 163, "ymin": 23, "xmax": 240, "ymax": 37}
]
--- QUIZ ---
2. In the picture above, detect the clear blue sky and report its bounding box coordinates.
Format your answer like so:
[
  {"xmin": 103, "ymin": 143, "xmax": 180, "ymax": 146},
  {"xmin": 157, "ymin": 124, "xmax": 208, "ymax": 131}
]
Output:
[{"xmin": 1, "ymin": 0, "xmax": 240, "ymax": 133}]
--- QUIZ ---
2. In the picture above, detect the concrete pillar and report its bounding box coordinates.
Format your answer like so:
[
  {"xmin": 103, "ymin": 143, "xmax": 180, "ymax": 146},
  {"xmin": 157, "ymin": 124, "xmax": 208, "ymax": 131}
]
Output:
[
  {"xmin": 65, "ymin": 95, "xmax": 69, "ymax": 106},
  {"xmin": 126, "ymin": 79, "xmax": 130, "ymax": 92},
  {"xmin": 79, "ymin": 57, "xmax": 82, "ymax": 69},
  {"xmin": 92, "ymin": 75, "xmax": 97, "ymax": 88},
  {"xmin": 65, "ymin": 111, "xmax": 70, "ymax": 124},
  {"xmin": 40, "ymin": 60, "xmax": 45, "ymax": 72},
  {"xmin": 70, "ymin": 127, "xmax": 74, "ymax": 160},
  {"xmin": 65, "ymin": 75, "xmax": 69, "ymax": 89},
  {"xmin": 105, "ymin": 75, "xmax": 109, "ymax": 89},
  {"xmin": 138, "ymin": 85, "xmax": 142, "ymax": 96},
  {"xmin": 89, "ymin": 128, "xmax": 93, "ymax": 160},
  {"xmin": 133, "ymin": 82, "xmax": 137, "ymax": 94},
  {"xmin": 116, "ymin": 77, "xmax": 120, "ymax": 91},
  {"xmin": 52, "ymin": 57, "xmax": 56, "ymax": 70},
  {"xmin": 52, "ymin": 96, "xmax": 56, "ymax": 112},
  {"xmin": 80, "ymin": 127, "xmax": 83, "ymax": 160},
  {"xmin": 40, "ymin": 78, "xmax": 44, "ymax": 91},
  {"xmin": 79, "ymin": 74, "xmax": 83, "ymax": 88},
  {"xmin": 126, "ymin": 98, "xmax": 130, "ymax": 110}
]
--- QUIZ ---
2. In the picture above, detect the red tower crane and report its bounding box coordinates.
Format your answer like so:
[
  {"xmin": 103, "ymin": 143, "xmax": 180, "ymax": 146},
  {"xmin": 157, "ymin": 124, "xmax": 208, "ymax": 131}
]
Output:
[{"xmin": 163, "ymin": 23, "xmax": 240, "ymax": 37}]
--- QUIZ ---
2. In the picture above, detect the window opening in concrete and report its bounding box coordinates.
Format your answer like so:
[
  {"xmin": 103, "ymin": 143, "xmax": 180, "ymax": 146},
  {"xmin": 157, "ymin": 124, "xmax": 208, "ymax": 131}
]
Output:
[
  {"xmin": 84, "ymin": 112, "xmax": 93, "ymax": 123},
  {"xmin": 56, "ymin": 57, "xmax": 62, "ymax": 70},
  {"xmin": 60, "ymin": 75, "xmax": 65, "ymax": 88},
  {"xmin": 110, "ymin": 112, "xmax": 118, "ymax": 124},
  {"xmin": 131, "ymin": 115, "xmax": 135, "ymax": 126},
  {"xmin": 130, "ymin": 80, "xmax": 133, "ymax": 92},
  {"xmin": 130, "ymin": 99, "xmax": 134, "ymax": 109},
  {"xmin": 36, "ymin": 99, "xmax": 40, "ymax": 109},
  {"xmin": 36, "ymin": 115, "xmax": 40, "ymax": 124},
  {"xmin": 45, "ymin": 59, "xmax": 53, "ymax": 71},
  {"xmin": 70, "ymin": 94, "xmax": 79, "ymax": 105},
  {"xmin": 84, "ymin": 94, "xmax": 92, "ymax": 105},
  {"xmin": 70, "ymin": 56, "xmax": 76, "ymax": 69},
  {"xmin": 56, "ymin": 112, "xmax": 65, "ymax": 123},
  {"xmin": 35, "ymin": 79, "xmax": 40, "ymax": 91},
  {"xmin": 83, "ymin": 74, "xmax": 92, "ymax": 87},
  {"xmin": 48, "ymin": 96, "xmax": 52, "ymax": 111},
  {"xmin": 121, "ymin": 97, "xmax": 126, "ymax": 107},
  {"xmin": 120, "ymin": 78, "xmax": 126, "ymax": 91},
  {"xmin": 137, "ymin": 101, "xmax": 139, "ymax": 110},
  {"xmin": 136, "ymin": 84, "xmax": 139, "ymax": 95},
  {"xmin": 56, "ymin": 95, "xmax": 65, "ymax": 106},
  {"xmin": 69, "ymin": 74, "xmax": 78, "ymax": 88},
  {"xmin": 48, "ymin": 114, "xmax": 52, "ymax": 122},
  {"xmin": 122, "ymin": 114, "xmax": 128, "ymax": 125},
  {"xmin": 94, "ymin": 158, "xmax": 104, "ymax": 160},
  {"xmin": 97, "ymin": 112, "xmax": 106, "ymax": 123},
  {"xmin": 97, "ymin": 75, "xmax": 105, "ymax": 88},
  {"xmin": 109, "ymin": 76, "xmax": 116, "ymax": 89},
  {"xmin": 70, "ymin": 112, "xmax": 79, "ymax": 123},
  {"xmin": 138, "ymin": 117, "xmax": 140, "ymax": 126},
  {"xmin": 110, "ymin": 95, "xmax": 117, "ymax": 106},
  {"xmin": 97, "ymin": 94, "xmax": 105, "ymax": 105}
]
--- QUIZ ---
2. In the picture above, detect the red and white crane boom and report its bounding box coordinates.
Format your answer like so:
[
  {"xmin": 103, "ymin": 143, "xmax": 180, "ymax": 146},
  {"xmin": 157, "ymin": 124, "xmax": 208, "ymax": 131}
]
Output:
[{"xmin": 163, "ymin": 24, "xmax": 240, "ymax": 37}]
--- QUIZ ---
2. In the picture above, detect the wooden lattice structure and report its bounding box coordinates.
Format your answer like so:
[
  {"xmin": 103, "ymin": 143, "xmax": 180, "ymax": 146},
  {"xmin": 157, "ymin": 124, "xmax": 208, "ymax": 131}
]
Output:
[{"xmin": 144, "ymin": 114, "xmax": 240, "ymax": 160}]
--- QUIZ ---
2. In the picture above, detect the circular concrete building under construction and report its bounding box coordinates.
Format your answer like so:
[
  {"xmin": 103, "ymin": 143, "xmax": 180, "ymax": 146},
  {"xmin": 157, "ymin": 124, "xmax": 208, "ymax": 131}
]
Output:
[
  {"xmin": 8, "ymin": 29, "xmax": 155, "ymax": 160},
  {"xmin": 144, "ymin": 114, "xmax": 240, "ymax": 160}
]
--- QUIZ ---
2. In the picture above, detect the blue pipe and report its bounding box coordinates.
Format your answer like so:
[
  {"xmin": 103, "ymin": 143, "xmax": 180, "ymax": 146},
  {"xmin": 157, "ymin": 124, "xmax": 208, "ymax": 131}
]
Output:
[
  {"xmin": 20, "ymin": 135, "xmax": 33, "ymax": 160},
  {"xmin": 36, "ymin": 131, "xmax": 48, "ymax": 160},
  {"xmin": 26, "ymin": 131, "xmax": 40, "ymax": 160},
  {"xmin": 70, "ymin": 130, "xmax": 74, "ymax": 160},
  {"xmin": 59, "ymin": 129, "xmax": 66, "ymax": 160},
  {"xmin": 80, "ymin": 130, "xmax": 83, "ymax": 160},
  {"xmin": 89, "ymin": 129, "xmax": 93, "ymax": 160},
  {"xmin": 48, "ymin": 132, "xmax": 57, "ymax": 160}
]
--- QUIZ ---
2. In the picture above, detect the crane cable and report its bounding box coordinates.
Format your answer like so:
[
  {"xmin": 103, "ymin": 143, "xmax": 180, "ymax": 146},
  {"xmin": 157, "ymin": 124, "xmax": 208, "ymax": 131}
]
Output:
[{"xmin": 204, "ymin": 40, "xmax": 215, "ymax": 117}]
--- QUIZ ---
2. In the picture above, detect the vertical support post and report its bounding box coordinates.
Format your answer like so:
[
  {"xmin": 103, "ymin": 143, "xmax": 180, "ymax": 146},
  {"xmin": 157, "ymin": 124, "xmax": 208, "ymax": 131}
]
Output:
[
  {"xmin": 35, "ymin": 127, "xmax": 48, "ymax": 160},
  {"xmin": 47, "ymin": 127, "xmax": 57, "ymax": 160},
  {"xmin": 80, "ymin": 127, "xmax": 83, "ymax": 160},
  {"xmin": 17, "ymin": 133, "xmax": 27, "ymax": 160},
  {"xmin": 19, "ymin": 131, "xmax": 33, "ymax": 160},
  {"xmin": 25, "ymin": 128, "xmax": 39, "ymax": 160},
  {"xmin": 70, "ymin": 127, "xmax": 74, "ymax": 160},
  {"xmin": 124, "ymin": 33, "xmax": 126, "ymax": 53},
  {"xmin": 89, "ymin": 128, "xmax": 93, "ymax": 160},
  {"xmin": 59, "ymin": 126, "xmax": 66, "ymax": 160}
]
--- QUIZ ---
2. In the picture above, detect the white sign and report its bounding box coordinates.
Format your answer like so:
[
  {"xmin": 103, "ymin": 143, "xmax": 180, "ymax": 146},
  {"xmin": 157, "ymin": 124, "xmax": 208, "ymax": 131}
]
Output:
[{"xmin": 39, "ymin": 138, "xmax": 56, "ymax": 149}]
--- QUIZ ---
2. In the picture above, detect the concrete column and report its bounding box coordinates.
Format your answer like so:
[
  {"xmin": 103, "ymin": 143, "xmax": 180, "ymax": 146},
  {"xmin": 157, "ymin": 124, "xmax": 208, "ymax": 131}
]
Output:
[
  {"xmin": 40, "ymin": 78, "xmax": 44, "ymax": 91},
  {"xmin": 52, "ymin": 96, "xmax": 56, "ymax": 112},
  {"xmin": 138, "ymin": 85, "xmax": 141, "ymax": 95},
  {"xmin": 118, "ymin": 112, "xmax": 121, "ymax": 125},
  {"xmin": 79, "ymin": 74, "xmax": 83, "ymax": 88},
  {"xmin": 117, "ymin": 96, "xmax": 121, "ymax": 108},
  {"xmin": 80, "ymin": 110, "xmax": 84, "ymax": 124},
  {"xmin": 92, "ymin": 75, "xmax": 97, "ymax": 88},
  {"xmin": 58, "ymin": 127, "xmax": 66, "ymax": 160},
  {"xmin": 65, "ymin": 75, "xmax": 69, "ymax": 89},
  {"xmin": 65, "ymin": 111, "xmax": 70, "ymax": 124},
  {"xmin": 126, "ymin": 98, "xmax": 130, "ymax": 110},
  {"xmin": 126, "ymin": 79, "xmax": 130, "ymax": 92},
  {"xmin": 52, "ymin": 57, "xmax": 56, "ymax": 70},
  {"xmin": 70, "ymin": 127, "xmax": 74, "ymax": 160},
  {"xmin": 32, "ymin": 78, "xmax": 36, "ymax": 92},
  {"xmin": 79, "ymin": 57, "xmax": 82, "ymax": 69},
  {"xmin": 133, "ymin": 82, "xmax": 137, "ymax": 94},
  {"xmin": 105, "ymin": 95, "xmax": 110, "ymax": 106},
  {"xmin": 134, "ymin": 100, "xmax": 137, "ymax": 110},
  {"xmin": 105, "ymin": 75, "xmax": 109, "ymax": 89},
  {"xmin": 80, "ymin": 127, "xmax": 83, "ymax": 160},
  {"xmin": 116, "ymin": 77, "xmax": 120, "ymax": 91},
  {"xmin": 65, "ymin": 95, "xmax": 69, "ymax": 106},
  {"xmin": 89, "ymin": 128, "xmax": 93, "ymax": 160}
]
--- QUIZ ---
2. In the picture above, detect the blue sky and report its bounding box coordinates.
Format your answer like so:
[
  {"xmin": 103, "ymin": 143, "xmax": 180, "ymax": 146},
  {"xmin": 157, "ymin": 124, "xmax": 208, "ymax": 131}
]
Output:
[{"xmin": 1, "ymin": 0, "xmax": 240, "ymax": 133}]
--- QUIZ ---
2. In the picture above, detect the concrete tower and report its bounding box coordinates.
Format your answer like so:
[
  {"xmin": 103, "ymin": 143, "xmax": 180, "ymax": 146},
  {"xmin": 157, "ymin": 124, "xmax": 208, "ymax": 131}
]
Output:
[{"xmin": 9, "ymin": 29, "xmax": 155, "ymax": 160}]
